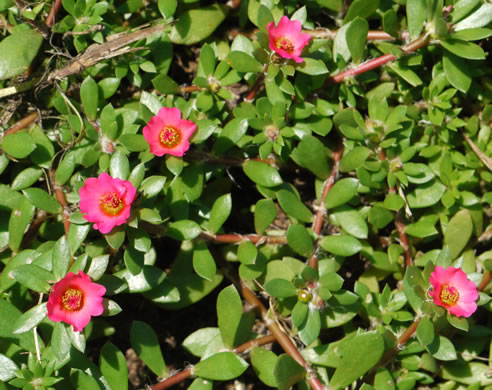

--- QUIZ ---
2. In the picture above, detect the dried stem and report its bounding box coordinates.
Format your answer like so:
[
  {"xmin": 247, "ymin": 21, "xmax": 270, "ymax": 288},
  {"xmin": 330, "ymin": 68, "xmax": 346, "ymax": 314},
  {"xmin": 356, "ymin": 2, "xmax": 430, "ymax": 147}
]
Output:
[
  {"xmin": 241, "ymin": 283, "xmax": 327, "ymax": 390},
  {"xmin": 151, "ymin": 368, "xmax": 193, "ymax": 390},
  {"xmin": 5, "ymin": 111, "xmax": 39, "ymax": 135},
  {"xmin": 200, "ymin": 232, "xmax": 287, "ymax": 245},
  {"xmin": 45, "ymin": 0, "xmax": 62, "ymax": 28},
  {"xmin": 309, "ymin": 148, "xmax": 343, "ymax": 270},
  {"xmin": 330, "ymin": 32, "xmax": 431, "ymax": 84},
  {"xmin": 462, "ymin": 131, "xmax": 492, "ymax": 171}
]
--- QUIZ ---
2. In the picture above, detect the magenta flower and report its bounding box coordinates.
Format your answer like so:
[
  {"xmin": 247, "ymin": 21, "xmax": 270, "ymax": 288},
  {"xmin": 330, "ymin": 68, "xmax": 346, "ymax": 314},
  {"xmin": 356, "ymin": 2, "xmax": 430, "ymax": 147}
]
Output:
[
  {"xmin": 429, "ymin": 266, "xmax": 478, "ymax": 317},
  {"xmin": 47, "ymin": 271, "xmax": 106, "ymax": 332},
  {"xmin": 79, "ymin": 172, "xmax": 136, "ymax": 234},
  {"xmin": 266, "ymin": 16, "xmax": 311, "ymax": 63},
  {"xmin": 142, "ymin": 107, "xmax": 196, "ymax": 157}
]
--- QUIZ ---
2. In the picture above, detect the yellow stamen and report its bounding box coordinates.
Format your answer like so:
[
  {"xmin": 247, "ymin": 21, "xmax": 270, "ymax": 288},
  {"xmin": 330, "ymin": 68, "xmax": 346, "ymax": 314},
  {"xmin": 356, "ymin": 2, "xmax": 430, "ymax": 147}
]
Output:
[
  {"xmin": 159, "ymin": 127, "xmax": 181, "ymax": 148},
  {"xmin": 275, "ymin": 37, "xmax": 295, "ymax": 53},
  {"xmin": 62, "ymin": 288, "xmax": 83, "ymax": 311},
  {"xmin": 99, "ymin": 192, "xmax": 125, "ymax": 216},
  {"xmin": 440, "ymin": 284, "xmax": 459, "ymax": 306}
]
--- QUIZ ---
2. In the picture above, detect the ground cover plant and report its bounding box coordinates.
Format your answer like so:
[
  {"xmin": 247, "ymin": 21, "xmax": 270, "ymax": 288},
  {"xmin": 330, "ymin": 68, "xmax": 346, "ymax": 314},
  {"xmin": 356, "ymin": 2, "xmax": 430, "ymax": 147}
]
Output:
[{"xmin": 0, "ymin": 0, "xmax": 491, "ymax": 389}]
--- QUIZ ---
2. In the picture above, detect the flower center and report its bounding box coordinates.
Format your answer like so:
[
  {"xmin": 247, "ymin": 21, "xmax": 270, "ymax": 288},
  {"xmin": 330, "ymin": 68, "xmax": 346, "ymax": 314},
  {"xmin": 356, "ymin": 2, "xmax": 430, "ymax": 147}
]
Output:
[
  {"xmin": 62, "ymin": 288, "xmax": 84, "ymax": 311},
  {"xmin": 275, "ymin": 37, "xmax": 295, "ymax": 53},
  {"xmin": 440, "ymin": 284, "xmax": 460, "ymax": 306},
  {"xmin": 159, "ymin": 127, "xmax": 181, "ymax": 148},
  {"xmin": 99, "ymin": 192, "xmax": 125, "ymax": 216}
]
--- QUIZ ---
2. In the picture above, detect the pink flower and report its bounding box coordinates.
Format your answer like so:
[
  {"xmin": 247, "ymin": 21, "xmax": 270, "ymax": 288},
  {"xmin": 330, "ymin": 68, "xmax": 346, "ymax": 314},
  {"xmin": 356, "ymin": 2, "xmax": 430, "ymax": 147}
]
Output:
[
  {"xmin": 429, "ymin": 266, "xmax": 478, "ymax": 317},
  {"xmin": 142, "ymin": 107, "xmax": 196, "ymax": 157},
  {"xmin": 266, "ymin": 16, "xmax": 311, "ymax": 63},
  {"xmin": 47, "ymin": 271, "xmax": 106, "ymax": 332},
  {"xmin": 79, "ymin": 172, "xmax": 136, "ymax": 234}
]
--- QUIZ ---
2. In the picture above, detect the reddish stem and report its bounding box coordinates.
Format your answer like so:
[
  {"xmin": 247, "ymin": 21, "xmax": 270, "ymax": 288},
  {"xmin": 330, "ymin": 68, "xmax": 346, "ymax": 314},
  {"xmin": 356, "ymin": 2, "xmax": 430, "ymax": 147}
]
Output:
[
  {"xmin": 200, "ymin": 232, "xmax": 287, "ymax": 245},
  {"xmin": 233, "ymin": 334, "xmax": 276, "ymax": 354},
  {"xmin": 5, "ymin": 112, "xmax": 39, "ymax": 136},
  {"xmin": 49, "ymin": 171, "xmax": 70, "ymax": 237},
  {"xmin": 181, "ymin": 85, "xmax": 202, "ymax": 93},
  {"xmin": 309, "ymin": 148, "xmax": 343, "ymax": 270},
  {"xmin": 241, "ymin": 283, "xmax": 327, "ymax": 390},
  {"xmin": 478, "ymin": 271, "xmax": 491, "ymax": 292},
  {"xmin": 245, "ymin": 73, "xmax": 265, "ymax": 102},
  {"xmin": 45, "ymin": 0, "xmax": 62, "ymax": 28},
  {"xmin": 330, "ymin": 33, "xmax": 431, "ymax": 84},
  {"xmin": 395, "ymin": 215, "xmax": 411, "ymax": 269},
  {"xmin": 151, "ymin": 368, "xmax": 193, "ymax": 390}
]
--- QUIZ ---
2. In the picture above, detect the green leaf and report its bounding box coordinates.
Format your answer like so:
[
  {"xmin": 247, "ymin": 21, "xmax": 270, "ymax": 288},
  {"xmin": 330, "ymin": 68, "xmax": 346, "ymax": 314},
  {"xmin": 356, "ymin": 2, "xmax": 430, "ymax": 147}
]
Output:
[
  {"xmin": 109, "ymin": 150, "xmax": 130, "ymax": 180},
  {"xmin": 405, "ymin": 220, "xmax": 438, "ymax": 238},
  {"xmin": 22, "ymin": 188, "xmax": 61, "ymax": 214},
  {"xmin": 324, "ymin": 178, "xmax": 358, "ymax": 209},
  {"xmin": 8, "ymin": 198, "xmax": 35, "ymax": 252},
  {"xmin": 194, "ymin": 352, "xmax": 248, "ymax": 380},
  {"xmin": 11, "ymin": 167, "xmax": 43, "ymax": 191},
  {"xmin": 265, "ymin": 278, "xmax": 297, "ymax": 298},
  {"xmin": 217, "ymin": 285, "xmax": 243, "ymax": 348},
  {"xmin": 406, "ymin": 0, "xmax": 426, "ymax": 40},
  {"xmin": 55, "ymin": 152, "xmax": 76, "ymax": 185},
  {"xmin": 67, "ymin": 223, "xmax": 90, "ymax": 254},
  {"xmin": 140, "ymin": 175, "xmax": 166, "ymax": 197},
  {"xmin": 427, "ymin": 335, "xmax": 457, "ymax": 361},
  {"xmin": 130, "ymin": 321, "xmax": 167, "ymax": 377},
  {"xmin": 80, "ymin": 76, "xmax": 99, "ymax": 120},
  {"xmin": 454, "ymin": 3, "xmax": 492, "ymax": 31},
  {"xmin": 330, "ymin": 332, "xmax": 384, "ymax": 388},
  {"xmin": 273, "ymin": 354, "xmax": 306, "ymax": 390},
  {"xmin": 287, "ymin": 224, "xmax": 314, "ymax": 257},
  {"xmin": 250, "ymin": 347, "xmax": 278, "ymax": 387},
  {"xmin": 228, "ymin": 51, "xmax": 263, "ymax": 73},
  {"xmin": 254, "ymin": 199, "xmax": 277, "ymax": 234},
  {"xmin": 2, "ymin": 132, "xmax": 36, "ymax": 159},
  {"xmin": 52, "ymin": 321, "xmax": 70, "ymax": 361},
  {"xmin": 320, "ymin": 235, "xmax": 362, "ymax": 256},
  {"xmin": 0, "ymin": 29, "xmax": 43, "ymax": 80},
  {"xmin": 441, "ymin": 38, "xmax": 486, "ymax": 60},
  {"xmin": 344, "ymin": 0, "xmax": 380, "ymax": 23},
  {"xmin": 158, "ymin": 0, "xmax": 176, "ymax": 18},
  {"xmin": 11, "ymin": 264, "xmax": 53, "ymax": 293},
  {"xmin": 87, "ymin": 255, "xmax": 109, "ymax": 281},
  {"xmin": 118, "ymin": 134, "xmax": 149, "ymax": 152},
  {"xmin": 167, "ymin": 220, "xmax": 201, "ymax": 240},
  {"xmin": 0, "ymin": 353, "xmax": 19, "ymax": 382},
  {"xmin": 446, "ymin": 313, "xmax": 469, "ymax": 331},
  {"xmin": 346, "ymin": 17, "xmax": 368, "ymax": 63},
  {"xmin": 296, "ymin": 135, "xmax": 331, "ymax": 179},
  {"xmin": 277, "ymin": 189, "xmax": 312, "ymax": 223},
  {"xmin": 53, "ymin": 236, "xmax": 70, "ymax": 281},
  {"xmin": 237, "ymin": 241, "xmax": 257, "ymax": 265},
  {"xmin": 243, "ymin": 160, "xmax": 282, "ymax": 188},
  {"xmin": 199, "ymin": 43, "xmax": 217, "ymax": 76},
  {"xmin": 332, "ymin": 205, "xmax": 368, "ymax": 239},
  {"xmin": 99, "ymin": 342, "xmax": 128, "ymax": 390},
  {"xmin": 339, "ymin": 146, "xmax": 371, "ymax": 172},
  {"xmin": 169, "ymin": 4, "xmax": 228, "ymax": 45},
  {"xmin": 444, "ymin": 209, "xmax": 473, "ymax": 259},
  {"xmin": 298, "ymin": 309, "xmax": 321, "ymax": 345},
  {"xmin": 443, "ymin": 52, "xmax": 471, "ymax": 93},
  {"xmin": 407, "ymin": 180, "xmax": 446, "ymax": 209},
  {"xmin": 208, "ymin": 193, "xmax": 232, "ymax": 234},
  {"xmin": 295, "ymin": 58, "xmax": 329, "ymax": 75},
  {"xmin": 70, "ymin": 369, "xmax": 100, "ymax": 390},
  {"xmin": 183, "ymin": 328, "xmax": 221, "ymax": 357},
  {"xmin": 192, "ymin": 243, "xmax": 216, "ymax": 281},
  {"xmin": 12, "ymin": 303, "xmax": 47, "ymax": 334},
  {"xmin": 416, "ymin": 316, "xmax": 435, "ymax": 346},
  {"xmin": 213, "ymin": 118, "xmax": 249, "ymax": 154},
  {"xmin": 152, "ymin": 74, "xmax": 180, "ymax": 94}
]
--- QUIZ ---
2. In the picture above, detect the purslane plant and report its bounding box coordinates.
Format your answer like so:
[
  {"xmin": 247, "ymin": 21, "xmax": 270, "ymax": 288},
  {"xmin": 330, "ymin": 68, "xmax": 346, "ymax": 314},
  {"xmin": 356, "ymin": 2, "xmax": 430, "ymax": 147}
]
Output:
[{"xmin": 0, "ymin": 0, "xmax": 491, "ymax": 390}]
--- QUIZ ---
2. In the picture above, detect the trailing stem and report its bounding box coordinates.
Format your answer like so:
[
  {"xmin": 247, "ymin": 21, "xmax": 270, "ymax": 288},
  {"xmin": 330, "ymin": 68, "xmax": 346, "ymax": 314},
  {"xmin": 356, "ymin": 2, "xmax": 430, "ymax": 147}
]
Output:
[
  {"xmin": 4, "ymin": 111, "xmax": 39, "ymax": 135},
  {"xmin": 309, "ymin": 147, "xmax": 343, "ymax": 270},
  {"xmin": 200, "ymin": 232, "xmax": 287, "ymax": 245},
  {"xmin": 241, "ymin": 283, "xmax": 327, "ymax": 390}
]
